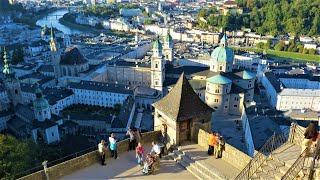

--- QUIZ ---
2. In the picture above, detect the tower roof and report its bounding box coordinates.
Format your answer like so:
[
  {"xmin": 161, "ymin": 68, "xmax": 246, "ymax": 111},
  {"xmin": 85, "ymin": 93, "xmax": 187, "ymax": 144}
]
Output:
[
  {"xmin": 2, "ymin": 48, "xmax": 16, "ymax": 78},
  {"xmin": 234, "ymin": 70, "xmax": 256, "ymax": 80},
  {"xmin": 165, "ymin": 32, "xmax": 172, "ymax": 43},
  {"xmin": 210, "ymin": 46, "xmax": 234, "ymax": 63},
  {"xmin": 33, "ymin": 90, "xmax": 49, "ymax": 110},
  {"xmin": 220, "ymin": 34, "xmax": 228, "ymax": 47},
  {"xmin": 41, "ymin": 25, "xmax": 50, "ymax": 36},
  {"xmin": 153, "ymin": 39, "xmax": 162, "ymax": 50},
  {"xmin": 153, "ymin": 73, "xmax": 213, "ymax": 122},
  {"xmin": 207, "ymin": 74, "xmax": 232, "ymax": 84},
  {"xmin": 50, "ymin": 25, "xmax": 55, "ymax": 39}
]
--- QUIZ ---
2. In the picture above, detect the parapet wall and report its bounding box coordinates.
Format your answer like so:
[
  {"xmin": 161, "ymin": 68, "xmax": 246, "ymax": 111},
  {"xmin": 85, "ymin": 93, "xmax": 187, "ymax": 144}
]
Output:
[
  {"xmin": 19, "ymin": 131, "xmax": 161, "ymax": 180},
  {"xmin": 197, "ymin": 129, "xmax": 252, "ymax": 170}
]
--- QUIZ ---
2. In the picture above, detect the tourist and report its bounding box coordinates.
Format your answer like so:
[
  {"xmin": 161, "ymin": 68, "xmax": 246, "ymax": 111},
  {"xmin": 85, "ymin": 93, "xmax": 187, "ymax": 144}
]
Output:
[
  {"xmin": 109, "ymin": 133, "xmax": 118, "ymax": 159},
  {"xmin": 98, "ymin": 140, "xmax": 106, "ymax": 166},
  {"xmin": 150, "ymin": 141, "xmax": 161, "ymax": 158},
  {"xmin": 302, "ymin": 122, "xmax": 317, "ymax": 154},
  {"xmin": 215, "ymin": 135, "xmax": 225, "ymax": 159},
  {"xmin": 142, "ymin": 153, "xmax": 154, "ymax": 174},
  {"xmin": 134, "ymin": 127, "xmax": 142, "ymax": 148},
  {"xmin": 136, "ymin": 142, "xmax": 144, "ymax": 166},
  {"xmin": 208, "ymin": 131, "xmax": 218, "ymax": 156},
  {"xmin": 126, "ymin": 126, "xmax": 136, "ymax": 151}
]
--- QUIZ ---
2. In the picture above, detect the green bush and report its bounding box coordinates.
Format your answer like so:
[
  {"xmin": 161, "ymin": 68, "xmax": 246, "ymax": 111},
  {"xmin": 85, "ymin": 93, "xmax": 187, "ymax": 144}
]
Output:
[
  {"xmin": 256, "ymin": 42, "xmax": 264, "ymax": 49},
  {"xmin": 308, "ymin": 49, "xmax": 316, "ymax": 55},
  {"xmin": 274, "ymin": 44, "xmax": 284, "ymax": 51},
  {"xmin": 303, "ymin": 48, "xmax": 309, "ymax": 54}
]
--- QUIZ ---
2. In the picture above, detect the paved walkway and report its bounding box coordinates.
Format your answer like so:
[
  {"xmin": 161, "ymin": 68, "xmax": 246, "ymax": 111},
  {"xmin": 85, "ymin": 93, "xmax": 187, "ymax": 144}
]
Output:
[
  {"xmin": 179, "ymin": 142, "xmax": 241, "ymax": 179},
  {"xmin": 61, "ymin": 144, "xmax": 196, "ymax": 180}
]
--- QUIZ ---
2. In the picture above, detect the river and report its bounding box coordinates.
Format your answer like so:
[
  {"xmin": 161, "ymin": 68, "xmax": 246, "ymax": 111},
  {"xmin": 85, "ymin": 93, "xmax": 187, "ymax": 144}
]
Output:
[{"xmin": 36, "ymin": 9, "xmax": 90, "ymax": 35}]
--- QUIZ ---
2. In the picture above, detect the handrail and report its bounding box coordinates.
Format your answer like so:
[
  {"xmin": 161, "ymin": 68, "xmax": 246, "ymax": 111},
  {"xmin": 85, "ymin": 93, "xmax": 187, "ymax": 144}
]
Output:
[
  {"xmin": 281, "ymin": 149, "xmax": 307, "ymax": 180},
  {"xmin": 235, "ymin": 128, "xmax": 290, "ymax": 180}
]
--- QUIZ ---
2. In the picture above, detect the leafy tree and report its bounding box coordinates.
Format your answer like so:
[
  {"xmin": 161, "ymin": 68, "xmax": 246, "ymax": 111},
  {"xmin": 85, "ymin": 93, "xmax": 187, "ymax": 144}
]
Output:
[
  {"xmin": 256, "ymin": 42, "xmax": 264, "ymax": 49},
  {"xmin": 264, "ymin": 39, "xmax": 272, "ymax": 49},
  {"xmin": 303, "ymin": 48, "xmax": 309, "ymax": 54},
  {"xmin": 95, "ymin": 22, "xmax": 104, "ymax": 29},
  {"xmin": 308, "ymin": 49, "xmax": 316, "ymax": 55},
  {"xmin": 274, "ymin": 44, "xmax": 284, "ymax": 51},
  {"xmin": 288, "ymin": 46, "xmax": 293, "ymax": 52},
  {"xmin": 292, "ymin": 47, "xmax": 298, "ymax": 52},
  {"xmin": 297, "ymin": 44, "xmax": 304, "ymax": 53},
  {"xmin": 198, "ymin": 9, "xmax": 207, "ymax": 18},
  {"xmin": 143, "ymin": 19, "xmax": 155, "ymax": 25},
  {"xmin": 0, "ymin": 135, "xmax": 37, "ymax": 179}
]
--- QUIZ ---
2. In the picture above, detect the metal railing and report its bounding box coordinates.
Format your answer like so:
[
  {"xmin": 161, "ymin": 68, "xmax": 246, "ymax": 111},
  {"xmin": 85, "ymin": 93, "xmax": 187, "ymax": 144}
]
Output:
[
  {"xmin": 235, "ymin": 128, "xmax": 290, "ymax": 180},
  {"xmin": 281, "ymin": 149, "xmax": 307, "ymax": 180}
]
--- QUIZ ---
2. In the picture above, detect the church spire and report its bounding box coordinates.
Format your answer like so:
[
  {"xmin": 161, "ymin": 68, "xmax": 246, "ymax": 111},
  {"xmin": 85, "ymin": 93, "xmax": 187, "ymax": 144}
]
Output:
[
  {"xmin": 2, "ymin": 48, "xmax": 15, "ymax": 78},
  {"xmin": 50, "ymin": 25, "xmax": 57, "ymax": 52},
  {"xmin": 220, "ymin": 32, "xmax": 228, "ymax": 47}
]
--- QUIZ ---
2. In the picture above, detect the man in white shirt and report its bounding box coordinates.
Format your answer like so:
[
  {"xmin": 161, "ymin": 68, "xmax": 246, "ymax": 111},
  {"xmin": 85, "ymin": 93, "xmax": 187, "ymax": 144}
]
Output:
[
  {"xmin": 150, "ymin": 141, "xmax": 161, "ymax": 158},
  {"xmin": 98, "ymin": 140, "xmax": 106, "ymax": 165}
]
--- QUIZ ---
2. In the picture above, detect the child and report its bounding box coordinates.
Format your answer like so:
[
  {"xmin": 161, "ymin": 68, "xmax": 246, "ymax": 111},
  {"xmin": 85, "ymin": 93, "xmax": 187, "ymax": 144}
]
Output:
[
  {"xmin": 136, "ymin": 142, "xmax": 144, "ymax": 166},
  {"xmin": 109, "ymin": 133, "xmax": 118, "ymax": 159},
  {"xmin": 142, "ymin": 153, "xmax": 154, "ymax": 174}
]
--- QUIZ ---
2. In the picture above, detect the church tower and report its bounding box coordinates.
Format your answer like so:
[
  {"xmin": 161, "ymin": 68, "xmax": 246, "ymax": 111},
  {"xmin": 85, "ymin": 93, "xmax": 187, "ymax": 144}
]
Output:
[
  {"xmin": 150, "ymin": 38, "xmax": 165, "ymax": 94},
  {"xmin": 163, "ymin": 28, "xmax": 173, "ymax": 62},
  {"xmin": 33, "ymin": 88, "xmax": 51, "ymax": 121},
  {"xmin": 2, "ymin": 48, "xmax": 23, "ymax": 106},
  {"xmin": 50, "ymin": 27, "xmax": 61, "ymax": 78}
]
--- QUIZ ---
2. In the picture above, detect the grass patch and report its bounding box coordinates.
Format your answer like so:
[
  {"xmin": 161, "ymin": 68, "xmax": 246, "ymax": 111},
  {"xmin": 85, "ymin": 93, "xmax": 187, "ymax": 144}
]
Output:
[{"xmin": 231, "ymin": 46, "xmax": 320, "ymax": 63}]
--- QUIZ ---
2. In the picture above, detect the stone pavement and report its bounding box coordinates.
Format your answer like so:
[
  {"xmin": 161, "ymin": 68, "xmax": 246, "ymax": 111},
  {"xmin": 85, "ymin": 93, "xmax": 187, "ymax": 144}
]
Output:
[
  {"xmin": 61, "ymin": 144, "xmax": 196, "ymax": 180},
  {"xmin": 178, "ymin": 142, "xmax": 241, "ymax": 179}
]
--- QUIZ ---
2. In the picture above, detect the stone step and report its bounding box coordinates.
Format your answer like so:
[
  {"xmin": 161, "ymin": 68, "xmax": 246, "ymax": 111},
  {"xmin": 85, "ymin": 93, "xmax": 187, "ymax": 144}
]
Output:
[
  {"xmin": 175, "ymin": 150, "xmax": 227, "ymax": 179},
  {"xmin": 177, "ymin": 159, "xmax": 212, "ymax": 180},
  {"xmin": 278, "ymin": 165, "xmax": 289, "ymax": 174},
  {"xmin": 255, "ymin": 170, "xmax": 273, "ymax": 180},
  {"xmin": 265, "ymin": 159, "xmax": 285, "ymax": 170}
]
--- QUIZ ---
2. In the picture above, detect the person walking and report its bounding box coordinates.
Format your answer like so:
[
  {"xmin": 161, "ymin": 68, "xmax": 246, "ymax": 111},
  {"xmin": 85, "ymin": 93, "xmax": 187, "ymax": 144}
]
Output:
[
  {"xmin": 302, "ymin": 122, "xmax": 317, "ymax": 155},
  {"xmin": 134, "ymin": 127, "xmax": 142, "ymax": 148},
  {"xmin": 126, "ymin": 127, "xmax": 136, "ymax": 151},
  {"xmin": 98, "ymin": 140, "xmax": 107, "ymax": 165},
  {"xmin": 208, "ymin": 131, "xmax": 218, "ymax": 156},
  {"xmin": 109, "ymin": 133, "xmax": 118, "ymax": 159},
  {"xmin": 136, "ymin": 142, "xmax": 144, "ymax": 166}
]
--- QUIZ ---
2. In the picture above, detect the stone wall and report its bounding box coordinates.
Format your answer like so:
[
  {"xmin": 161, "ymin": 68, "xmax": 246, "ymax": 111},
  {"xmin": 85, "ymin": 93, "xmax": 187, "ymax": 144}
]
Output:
[
  {"xmin": 19, "ymin": 131, "xmax": 161, "ymax": 180},
  {"xmin": 197, "ymin": 129, "xmax": 251, "ymax": 170}
]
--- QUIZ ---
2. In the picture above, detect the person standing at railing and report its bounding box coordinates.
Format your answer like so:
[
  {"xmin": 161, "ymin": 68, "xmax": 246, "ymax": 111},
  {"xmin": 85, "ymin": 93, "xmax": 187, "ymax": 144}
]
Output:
[
  {"xmin": 208, "ymin": 131, "xmax": 218, "ymax": 156},
  {"xmin": 109, "ymin": 133, "xmax": 118, "ymax": 159},
  {"xmin": 98, "ymin": 140, "xmax": 107, "ymax": 166},
  {"xmin": 126, "ymin": 126, "xmax": 136, "ymax": 151},
  {"xmin": 302, "ymin": 122, "xmax": 317, "ymax": 155}
]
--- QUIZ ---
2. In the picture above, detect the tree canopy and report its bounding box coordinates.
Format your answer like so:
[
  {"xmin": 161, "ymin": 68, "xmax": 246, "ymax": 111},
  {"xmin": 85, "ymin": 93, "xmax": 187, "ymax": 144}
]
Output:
[{"xmin": 197, "ymin": 0, "xmax": 320, "ymax": 36}]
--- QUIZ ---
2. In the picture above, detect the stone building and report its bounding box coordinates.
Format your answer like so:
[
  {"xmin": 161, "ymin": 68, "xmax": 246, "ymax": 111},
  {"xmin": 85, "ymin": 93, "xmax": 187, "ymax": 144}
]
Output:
[{"xmin": 153, "ymin": 73, "xmax": 213, "ymax": 146}]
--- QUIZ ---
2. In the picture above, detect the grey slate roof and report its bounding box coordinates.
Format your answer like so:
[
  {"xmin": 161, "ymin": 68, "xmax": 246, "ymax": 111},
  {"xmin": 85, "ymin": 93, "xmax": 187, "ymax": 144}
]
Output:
[
  {"xmin": 33, "ymin": 119, "xmax": 58, "ymax": 129},
  {"xmin": 15, "ymin": 104, "xmax": 35, "ymax": 121},
  {"xmin": 37, "ymin": 65, "xmax": 54, "ymax": 73},
  {"xmin": 166, "ymin": 64, "xmax": 209, "ymax": 75},
  {"xmin": 0, "ymin": 109, "xmax": 14, "ymax": 117},
  {"xmin": 60, "ymin": 47, "xmax": 88, "ymax": 65},
  {"xmin": 69, "ymin": 80, "xmax": 134, "ymax": 95},
  {"xmin": 111, "ymin": 96, "xmax": 135, "ymax": 128},
  {"xmin": 153, "ymin": 73, "xmax": 213, "ymax": 122},
  {"xmin": 264, "ymin": 72, "xmax": 282, "ymax": 93}
]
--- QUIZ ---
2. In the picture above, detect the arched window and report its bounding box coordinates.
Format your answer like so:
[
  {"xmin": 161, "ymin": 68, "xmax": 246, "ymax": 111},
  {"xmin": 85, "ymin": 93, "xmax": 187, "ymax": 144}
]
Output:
[{"xmin": 155, "ymin": 64, "xmax": 158, "ymax": 69}]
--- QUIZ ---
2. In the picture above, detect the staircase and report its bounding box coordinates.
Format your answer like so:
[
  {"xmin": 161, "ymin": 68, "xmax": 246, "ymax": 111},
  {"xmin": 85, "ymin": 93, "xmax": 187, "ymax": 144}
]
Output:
[
  {"xmin": 251, "ymin": 144, "xmax": 301, "ymax": 180},
  {"xmin": 168, "ymin": 149, "xmax": 227, "ymax": 179}
]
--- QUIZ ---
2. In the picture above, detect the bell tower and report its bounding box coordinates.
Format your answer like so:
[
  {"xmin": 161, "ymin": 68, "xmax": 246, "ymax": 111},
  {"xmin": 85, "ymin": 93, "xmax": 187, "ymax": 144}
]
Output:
[
  {"xmin": 150, "ymin": 38, "xmax": 165, "ymax": 95},
  {"xmin": 163, "ymin": 28, "xmax": 173, "ymax": 62},
  {"xmin": 50, "ymin": 26, "xmax": 61, "ymax": 78}
]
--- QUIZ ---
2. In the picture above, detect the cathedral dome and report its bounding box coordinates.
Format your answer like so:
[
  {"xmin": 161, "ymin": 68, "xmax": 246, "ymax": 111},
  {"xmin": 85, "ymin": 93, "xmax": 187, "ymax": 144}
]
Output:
[
  {"xmin": 60, "ymin": 47, "xmax": 87, "ymax": 65},
  {"xmin": 207, "ymin": 74, "xmax": 232, "ymax": 85},
  {"xmin": 33, "ymin": 97, "xmax": 49, "ymax": 110},
  {"xmin": 210, "ymin": 35, "xmax": 234, "ymax": 63}
]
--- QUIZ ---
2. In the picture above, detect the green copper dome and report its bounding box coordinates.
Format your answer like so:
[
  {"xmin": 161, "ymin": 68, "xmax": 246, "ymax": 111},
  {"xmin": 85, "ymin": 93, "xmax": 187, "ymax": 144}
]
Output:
[
  {"xmin": 210, "ymin": 34, "xmax": 234, "ymax": 63},
  {"xmin": 207, "ymin": 74, "xmax": 232, "ymax": 85},
  {"xmin": 153, "ymin": 39, "xmax": 162, "ymax": 50},
  {"xmin": 241, "ymin": 70, "xmax": 256, "ymax": 80},
  {"xmin": 33, "ymin": 97, "xmax": 49, "ymax": 110}
]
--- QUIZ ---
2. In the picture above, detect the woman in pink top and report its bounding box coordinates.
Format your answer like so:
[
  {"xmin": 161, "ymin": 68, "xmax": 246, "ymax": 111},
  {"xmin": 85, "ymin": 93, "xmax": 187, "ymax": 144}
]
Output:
[{"xmin": 136, "ymin": 142, "xmax": 144, "ymax": 166}]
